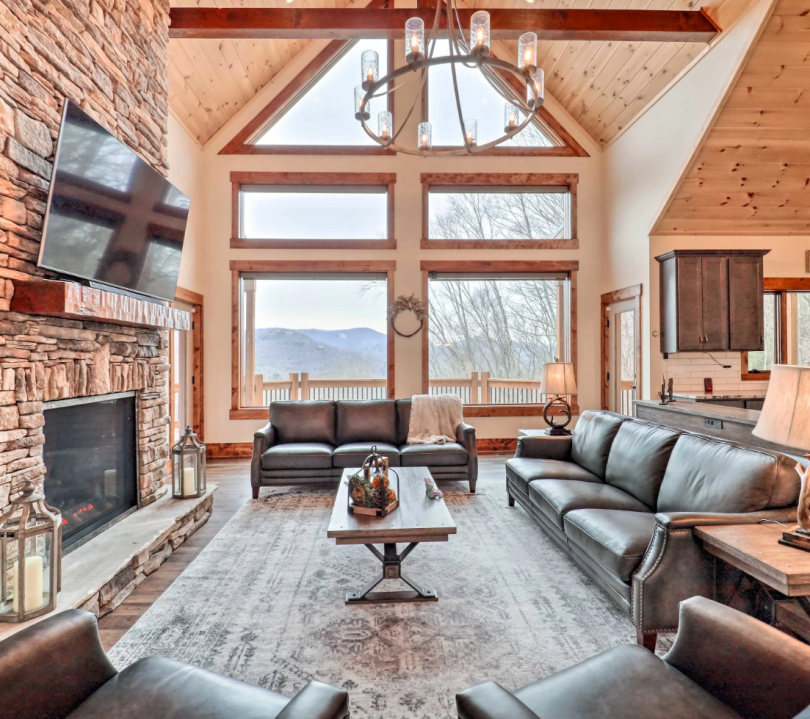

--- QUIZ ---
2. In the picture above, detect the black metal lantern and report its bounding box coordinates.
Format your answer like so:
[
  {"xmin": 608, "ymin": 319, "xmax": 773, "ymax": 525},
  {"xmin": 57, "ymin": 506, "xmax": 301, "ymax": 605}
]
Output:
[
  {"xmin": 172, "ymin": 426, "xmax": 206, "ymax": 499},
  {"xmin": 0, "ymin": 480, "xmax": 61, "ymax": 623}
]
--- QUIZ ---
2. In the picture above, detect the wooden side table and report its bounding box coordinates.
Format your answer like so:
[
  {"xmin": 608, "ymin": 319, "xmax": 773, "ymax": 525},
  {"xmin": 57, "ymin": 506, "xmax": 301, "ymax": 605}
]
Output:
[{"xmin": 695, "ymin": 522, "xmax": 810, "ymax": 640}]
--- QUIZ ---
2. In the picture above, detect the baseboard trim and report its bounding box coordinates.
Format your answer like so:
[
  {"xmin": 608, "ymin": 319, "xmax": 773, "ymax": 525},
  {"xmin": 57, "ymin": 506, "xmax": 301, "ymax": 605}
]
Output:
[{"xmin": 207, "ymin": 439, "xmax": 516, "ymax": 458}]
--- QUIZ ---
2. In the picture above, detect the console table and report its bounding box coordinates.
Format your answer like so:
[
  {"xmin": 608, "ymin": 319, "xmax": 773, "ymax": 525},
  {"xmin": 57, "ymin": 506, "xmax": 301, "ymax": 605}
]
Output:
[{"xmin": 695, "ymin": 522, "xmax": 810, "ymax": 640}]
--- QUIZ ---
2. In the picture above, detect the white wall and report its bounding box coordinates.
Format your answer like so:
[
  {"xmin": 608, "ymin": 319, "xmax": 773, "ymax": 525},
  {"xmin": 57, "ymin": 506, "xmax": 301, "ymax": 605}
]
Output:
[{"xmin": 168, "ymin": 114, "xmax": 206, "ymax": 295}]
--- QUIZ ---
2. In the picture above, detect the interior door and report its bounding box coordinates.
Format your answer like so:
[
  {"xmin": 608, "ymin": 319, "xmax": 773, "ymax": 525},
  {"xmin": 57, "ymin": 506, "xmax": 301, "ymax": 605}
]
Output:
[
  {"xmin": 608, "ymin": 299, "xmax": 637, "ymax": 416},
  {"xmin": 169, "ymin": 300, "xmax": 193, "ymax": 444}
]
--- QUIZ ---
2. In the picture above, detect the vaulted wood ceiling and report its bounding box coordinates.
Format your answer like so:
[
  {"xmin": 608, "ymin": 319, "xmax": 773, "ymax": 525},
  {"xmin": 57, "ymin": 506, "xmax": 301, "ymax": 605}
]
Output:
[
  {"xmin": 654, "ymin": 0, "xmax": 810, "ymax": 235},
  {"xmin": 169, "ymin": 0, "xmax": 747, "ymax": 147}
]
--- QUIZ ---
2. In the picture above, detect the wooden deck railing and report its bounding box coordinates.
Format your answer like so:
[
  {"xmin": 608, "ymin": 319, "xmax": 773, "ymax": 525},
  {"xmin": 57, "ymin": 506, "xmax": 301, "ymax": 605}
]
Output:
[{"xmin": 429, "ymin": 371, "xmax": 547, "ymax": 404}]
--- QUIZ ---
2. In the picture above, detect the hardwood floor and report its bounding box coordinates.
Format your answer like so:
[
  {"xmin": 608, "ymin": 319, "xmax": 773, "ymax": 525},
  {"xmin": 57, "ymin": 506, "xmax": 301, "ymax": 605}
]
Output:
[{"xmin": 96, "ymin": 455, "xmax": 510, "ymax": 651}]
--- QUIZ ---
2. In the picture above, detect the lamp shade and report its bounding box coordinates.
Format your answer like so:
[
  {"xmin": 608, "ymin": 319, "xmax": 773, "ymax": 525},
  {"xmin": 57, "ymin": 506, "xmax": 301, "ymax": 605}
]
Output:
[
  {"xmin": 541, "ymin": 362, "xmax": 577, "ymax": 396},
  {"xmin": 752, "ymin": 364, "xmax": 810, "ymax": 451}
]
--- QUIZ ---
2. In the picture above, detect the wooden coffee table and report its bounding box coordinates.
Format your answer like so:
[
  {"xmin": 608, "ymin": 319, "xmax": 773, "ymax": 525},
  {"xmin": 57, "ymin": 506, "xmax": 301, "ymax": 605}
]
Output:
[{"xmin": 327, "ymin": 466, "xmax": 457, "ymax": 604}]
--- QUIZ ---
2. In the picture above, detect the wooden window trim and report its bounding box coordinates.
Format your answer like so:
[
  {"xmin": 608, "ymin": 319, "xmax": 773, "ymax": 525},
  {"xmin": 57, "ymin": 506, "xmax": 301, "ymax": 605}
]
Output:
[
  {"xmin": 740, "ymin": 278, "xmax": 810, "ymax": 381},
  {"xmin": 420, "ymin": 260, "xmax": 578, "ymax": 417},
  {"xmin": 220, "ymin": 32, "xmax": 396, "ymax": 156},
  {"xmin": 420, "ymin": 49, "xmax": 589, "ymax": 158},
  {"xmin": 600, "ymin": 284, "xmax": 642, "ymax": 411},
  {"xmin": 421, "ymin": 173, "xmax": 578, "ymax": 250},
  {"xmin": 231, "ymin": 171, "xmax": 396, "ymax": 250},
  {"xmin": 171, "ymin": 287, "xmax": 205, "ymax": 441},
  {"xmin": 230, "ymin": 260, "xmax": 396, "ymax": 419}
]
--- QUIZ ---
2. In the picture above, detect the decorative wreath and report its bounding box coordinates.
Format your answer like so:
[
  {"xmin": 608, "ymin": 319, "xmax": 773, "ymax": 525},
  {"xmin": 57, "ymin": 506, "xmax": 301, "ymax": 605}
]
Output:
[{"xmin": 388, "ymin": 294, "xmax": 427, "ymax": 338}]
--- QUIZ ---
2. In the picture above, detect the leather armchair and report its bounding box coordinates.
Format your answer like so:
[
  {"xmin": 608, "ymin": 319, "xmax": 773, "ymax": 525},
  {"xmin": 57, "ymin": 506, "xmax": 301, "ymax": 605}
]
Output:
[
  {"xmin": 457, "ymin": 596, "xmax": 810, "ymax": 719},
  {"xmin": 0, "ymin": 610, "xmax": 350, "ymax": 719},
  {"xmin": 251, "ymin": 422, "xmax": 275, "ymax": 497}
]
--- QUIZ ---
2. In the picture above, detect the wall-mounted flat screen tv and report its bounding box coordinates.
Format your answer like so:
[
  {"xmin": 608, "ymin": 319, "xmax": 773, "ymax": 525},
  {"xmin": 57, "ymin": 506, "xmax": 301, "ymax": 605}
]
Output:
[{"xmin": 38, "ymin": 101, "xmax": 189, "ymax": 302}]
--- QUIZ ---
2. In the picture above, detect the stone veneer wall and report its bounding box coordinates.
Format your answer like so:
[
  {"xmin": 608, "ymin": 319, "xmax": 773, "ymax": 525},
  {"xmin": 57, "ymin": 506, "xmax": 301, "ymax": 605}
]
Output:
[{"xmin": 0, "ymin": 0, "xmax": 175, "ymax": 514}]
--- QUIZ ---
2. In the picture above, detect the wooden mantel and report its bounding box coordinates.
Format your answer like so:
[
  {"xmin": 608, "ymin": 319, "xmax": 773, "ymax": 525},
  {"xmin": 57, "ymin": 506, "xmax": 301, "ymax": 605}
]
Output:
[{"xmin": 10, "ymin": 280, "xmax": 191, "ymax": 330}]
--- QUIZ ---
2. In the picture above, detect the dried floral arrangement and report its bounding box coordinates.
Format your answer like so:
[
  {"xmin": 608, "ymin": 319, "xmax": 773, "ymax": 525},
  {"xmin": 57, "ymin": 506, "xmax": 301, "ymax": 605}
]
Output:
[{"xmin": 388, "ymin": 294, "xmax": 427, "ymax": 338}]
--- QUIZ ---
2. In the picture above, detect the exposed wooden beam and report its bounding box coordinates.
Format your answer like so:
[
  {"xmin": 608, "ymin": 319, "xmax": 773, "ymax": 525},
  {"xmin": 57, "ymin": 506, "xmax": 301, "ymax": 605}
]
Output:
[{"xmin": 169, "ymin": 8, "xmax": 719, "ymax": 42}]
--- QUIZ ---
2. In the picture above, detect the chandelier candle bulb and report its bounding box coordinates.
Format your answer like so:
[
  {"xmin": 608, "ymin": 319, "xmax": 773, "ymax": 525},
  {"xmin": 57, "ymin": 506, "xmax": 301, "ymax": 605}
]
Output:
[
  {"xmin": 504, "ymin": 103, "xmax": 519, "ymax": 132},
  {"xmin": 361, "ymin": 49, "xmax": 379, "ymax": 91},
  {"xmin": 528, "ymin": 68, "xmax": 545, "ymax": 108},
  {"xmin": 418, "ymin": 122, "xmax": 432, "ymax": 150},
  {"xmin": 470, "ymin": 11, "xmax": 491, "ymax": 57},
  {"xmin": 518, "ymin": 32, "xmax": 538, "ymax": 74},
  {"xmin": 464, "ymin": 119, "xmax": 478, "ymax": 147},
  {"xmin": 405, "ymin": 18, "xmax": 425, "ymax": 64},
  {"xmin": 354, "ymin": 85, "xmax": 370, "ymax": 121},
  {"xmin": 378, "ymin": 111, "xmax": 393, "ymax": 140}
]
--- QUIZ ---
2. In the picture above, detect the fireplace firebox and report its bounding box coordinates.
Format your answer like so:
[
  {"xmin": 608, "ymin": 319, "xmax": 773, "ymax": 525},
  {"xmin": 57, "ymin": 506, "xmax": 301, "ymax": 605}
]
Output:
[{"xmin": 43, "ymin": 392, "xmax": 138, "ymax": 550}]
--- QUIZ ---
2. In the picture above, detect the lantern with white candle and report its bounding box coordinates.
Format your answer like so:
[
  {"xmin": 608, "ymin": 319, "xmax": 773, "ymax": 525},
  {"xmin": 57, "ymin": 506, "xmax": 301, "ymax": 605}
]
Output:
[
  {"xmin": 0, "ymin": 480, "xmax": 61, "ymax": 623},
  {"xmin": 172, "ymin": 426, "xmax": 207, "ymax": 499}
]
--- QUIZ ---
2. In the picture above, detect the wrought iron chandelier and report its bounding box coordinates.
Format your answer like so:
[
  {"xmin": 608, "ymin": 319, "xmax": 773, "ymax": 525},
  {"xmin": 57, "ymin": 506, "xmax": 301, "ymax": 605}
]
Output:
[{"xmin": 353, "ymin": 0, "xmax": 545, "ymax": 156}]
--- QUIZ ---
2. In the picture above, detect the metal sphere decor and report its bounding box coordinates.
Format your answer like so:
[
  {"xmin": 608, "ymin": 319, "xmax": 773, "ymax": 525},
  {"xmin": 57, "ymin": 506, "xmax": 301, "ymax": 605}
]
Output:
[{"xmin": 354, "ymin": 0, "xmax": 544, "ymax": 156}]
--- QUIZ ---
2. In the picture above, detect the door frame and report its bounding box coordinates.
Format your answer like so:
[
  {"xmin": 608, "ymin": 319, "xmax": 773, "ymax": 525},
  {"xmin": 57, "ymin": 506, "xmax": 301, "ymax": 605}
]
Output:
[
  {"xmin": 173, "ymin": 287, "xmax": 205, "ymax": 440},
  {"xmin": 601, "ymin": 284, "xmax": 642, "ymax": 411}
]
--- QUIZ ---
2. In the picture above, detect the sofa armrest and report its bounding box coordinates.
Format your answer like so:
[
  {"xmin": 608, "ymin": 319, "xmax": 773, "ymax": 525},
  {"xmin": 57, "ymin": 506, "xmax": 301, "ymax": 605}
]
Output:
[
  {"xmin": 0, "ymin": 609, "xmax": 117, "ymax": 719},
  {"xmin": 251, "ymin": 422, "xmax": 275, "ymax": 489},
  {"xmin": 275, "ymin": 680, "xmax": 349, "ymax": 719},
  {"xmin": 456, "ymin": 422, "xmax": 478, "ymax": 492},
  {"xmin": 515, "ymin": 434, "xmax": 572, "ymax": 461},
  {"xmin": 663, "ymin": 596, "xmax": 810, "ymax": 719},
  {"xmin": 457, "ymin": 681, "xmax": 540, "ymax": 719},
  {"xmin": 655, "ymin": 508, "xmax": 797, "ymax": 530}
]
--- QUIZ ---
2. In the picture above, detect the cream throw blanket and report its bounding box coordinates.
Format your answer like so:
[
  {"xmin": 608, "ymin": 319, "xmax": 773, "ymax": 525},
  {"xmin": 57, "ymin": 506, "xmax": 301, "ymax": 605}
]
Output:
[{"xmin": 407, "ymin": 394, "xmax": 463, "ymax": 445}]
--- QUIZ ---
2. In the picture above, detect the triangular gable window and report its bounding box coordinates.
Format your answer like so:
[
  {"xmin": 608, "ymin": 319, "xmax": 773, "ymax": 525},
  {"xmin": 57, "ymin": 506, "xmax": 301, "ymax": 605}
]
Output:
[{"xmin": 255, "ymin": 39, "xmax": 388, "ymax": 147}]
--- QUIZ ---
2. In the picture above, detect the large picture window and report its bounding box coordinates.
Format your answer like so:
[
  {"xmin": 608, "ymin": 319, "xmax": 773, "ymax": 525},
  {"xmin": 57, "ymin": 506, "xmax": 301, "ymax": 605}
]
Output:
[
  {"xmin": 231, "ymin": 261, "xmax": 395, "ymax": 418},
  {"xmin": 422, "ymin": 261, "xmax": 577, "ymax": 416},
  {"xmin": 422, "ymin": 173, "xmax": 577, "ymax": 249},
  {"xmin": 231, "ymin": 172, "xmax": 396, "ymax": 249}
]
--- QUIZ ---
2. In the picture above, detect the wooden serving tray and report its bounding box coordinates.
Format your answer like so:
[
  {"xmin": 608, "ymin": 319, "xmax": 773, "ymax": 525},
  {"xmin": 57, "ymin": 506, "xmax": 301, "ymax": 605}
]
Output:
[{"xmin": 349, "ymin": 499, "xmax": 398, "ymax": 516}]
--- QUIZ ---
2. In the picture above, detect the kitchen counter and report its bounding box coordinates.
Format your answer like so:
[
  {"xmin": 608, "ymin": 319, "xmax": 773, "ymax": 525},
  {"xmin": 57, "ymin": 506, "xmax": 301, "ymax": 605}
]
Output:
[
  {"xmin": 673, "ymin": 393, "xmax": 766, "ymax": 401},
  {"xmin": 633, "ymin": 400, "xmax": 799, "ymax": 457}
]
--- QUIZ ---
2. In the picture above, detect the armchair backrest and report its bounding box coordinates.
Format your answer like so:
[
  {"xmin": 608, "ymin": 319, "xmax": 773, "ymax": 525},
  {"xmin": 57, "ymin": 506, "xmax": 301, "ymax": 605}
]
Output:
[
  {"xmin": 664, "ymin": 596, "xmax": 810, "ymax": 719},
  {"xmin": 0, "ymin": 609, "xmax": 117, "ymax": 719}
]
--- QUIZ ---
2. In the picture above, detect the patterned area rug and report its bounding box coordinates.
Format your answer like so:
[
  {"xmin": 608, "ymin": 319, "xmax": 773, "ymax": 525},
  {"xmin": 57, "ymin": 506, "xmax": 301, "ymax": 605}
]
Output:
[{"xmin": 110, "ymin": 478, "xmax": 667, "ymax": 718}]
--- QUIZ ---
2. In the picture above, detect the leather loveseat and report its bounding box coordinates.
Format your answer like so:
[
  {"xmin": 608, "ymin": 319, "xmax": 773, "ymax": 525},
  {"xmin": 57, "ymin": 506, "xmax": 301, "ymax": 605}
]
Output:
[
  {"xmin": 251, "ymin": 399, "xmax": 477, "ymax": 495},
  {"xmin": 0, "ymin": 609, "xmax": 350, "ymax": 719},
  {"xmin": 505, "ymin": 410, "xmax": 800, "ymax": 649},
  {"xmin": 457, "ymin": 596, "xmax": 810, "ymax": 719}
]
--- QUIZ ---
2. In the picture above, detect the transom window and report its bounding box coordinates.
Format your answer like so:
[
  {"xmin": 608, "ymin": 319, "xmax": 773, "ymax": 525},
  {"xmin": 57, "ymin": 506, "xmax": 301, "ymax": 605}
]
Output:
[{"xmin": 421, "ymin": 173, "xmax": 577, "ymax": 249}]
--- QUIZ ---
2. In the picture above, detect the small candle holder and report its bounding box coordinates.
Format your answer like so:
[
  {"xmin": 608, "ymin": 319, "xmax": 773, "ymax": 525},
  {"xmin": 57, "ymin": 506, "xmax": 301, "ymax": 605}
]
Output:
[
  {"xmin": 354, "ymin": 85, "xmax": 370, "ymax": 121},
  {"xmin": 464, "ymin": 118, "xmax": 477, "ymax": 148},
  {"xmin": 527, "ymin": 68, "xmax": 545, "ymax": 109},
  {"xmin": 361, "ymin": 49, "xmax": 379, "ymax": 91},
  {"xmin": 504, "ymin": 102, "xmax": 520, "ymax": 132},
  {"xmin": 418, "ymin": 121, "xmax": 432, "ymax": 151},
  {"xmin": 518, "ymin": 32, "xmax": 538, "ymax": 75},
  {"xmin": 378, "ymin": 111, "xmax": 393, "ymax": 142},
  {"xmin": 470, "ymin": 11, "xmax": 490, "ymax": 57},
  {"xmin": 405, "ymin": 18, "xmax": 426, "ymax": 64}
]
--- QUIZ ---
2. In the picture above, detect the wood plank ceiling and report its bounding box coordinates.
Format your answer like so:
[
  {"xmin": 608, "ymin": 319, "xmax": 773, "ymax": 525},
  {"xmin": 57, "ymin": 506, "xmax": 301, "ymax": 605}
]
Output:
[
  {"xmin": 169, "ymin": 0, "xmax": 745, "ymax": 147},
  {"xmin": 655, "ymin": 0, "xmax": 810, "ymax": 234}
]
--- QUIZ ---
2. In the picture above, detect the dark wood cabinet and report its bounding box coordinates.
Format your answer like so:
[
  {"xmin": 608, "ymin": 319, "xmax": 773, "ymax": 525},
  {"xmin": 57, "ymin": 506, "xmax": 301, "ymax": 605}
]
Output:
[{"xmin": 656, "ymin": 250, "xmax": 769, "ymax": 355}]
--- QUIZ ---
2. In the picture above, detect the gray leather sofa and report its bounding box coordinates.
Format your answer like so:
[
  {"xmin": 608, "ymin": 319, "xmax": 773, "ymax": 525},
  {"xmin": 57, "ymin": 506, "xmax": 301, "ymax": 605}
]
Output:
[
  {"xmin": 0, "ymin": 609, "xmax": 350, "ymax": 719},
  {"xmin": 457, "ymin": 596, "xmax": 810, "ymax": 719},
  {"xmin": 506, "ymin": 409, "xmax": 800, "ymax": 649},
  {"xmin": 251, "ymin": 399, "xmax": 477, "ymax": 495}
]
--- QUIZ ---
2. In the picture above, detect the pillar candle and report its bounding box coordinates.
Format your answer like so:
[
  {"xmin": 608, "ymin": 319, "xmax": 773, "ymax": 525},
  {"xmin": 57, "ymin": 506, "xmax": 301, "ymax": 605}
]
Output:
[
  {"xmin": 182, "ymin": 466, "xmax": 197, "ymax": 496},
  {"xmin": 12, "ymin": 556, "xmax": 44, "ymax": 613}
]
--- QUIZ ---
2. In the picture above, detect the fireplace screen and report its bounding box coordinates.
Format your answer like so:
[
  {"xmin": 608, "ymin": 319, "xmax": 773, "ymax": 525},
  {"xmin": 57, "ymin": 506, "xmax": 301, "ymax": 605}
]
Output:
[{"xmin": 44, "ymin": 394, "xmax": 138, "ymax": 549}]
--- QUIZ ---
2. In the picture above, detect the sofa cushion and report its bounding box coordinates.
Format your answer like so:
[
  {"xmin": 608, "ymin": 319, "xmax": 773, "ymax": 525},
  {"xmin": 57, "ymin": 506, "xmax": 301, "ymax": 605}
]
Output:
[
  {"xmin": 270, "ymin": 401, "xmax": 336, "ymax": 445},
  {"xmin": 261, "ymin": 443, "xmax": 333, "ymax": 471},
  {"xmin": 513, "ymin": 645, "xmax": 742, "ymax": 719},
  {"xmin": 67, "ymin": 656, "xmax": 291, "ymax": 719},
  {"xmin": 657, "ymin": 434, "xmax": 789, "ymax": 514},
  {"xmin": 332, "ymin": 442, "xmax": 401, "ymax": 468},
  {"xmin": 529, "ymin": 480, "xmax": 650, "ymax": 531},
  {"xmin": 571, "ymin": 410, "xmax": 626, "ymax": 479},
  {"xmin": 506, "ymin": 457, "xmax": 602, "ymax": 495},
  {"xmin": 396, "ymin": 399, "xmax": 412, "ymax": 445},
  {"xmin": 605, "ymin": 420, "xmax": 681, "ymax": 509},
  {"xmin": 563, "ymin": 509, "xmax": 655, "ymax": 582},
  {"xmin": 336, "ymin": 400, "xmax": 397, "ymax": 446},
  {"xmin": 400, "ymin": 442, "xmax": 468, "ymax": 466}
]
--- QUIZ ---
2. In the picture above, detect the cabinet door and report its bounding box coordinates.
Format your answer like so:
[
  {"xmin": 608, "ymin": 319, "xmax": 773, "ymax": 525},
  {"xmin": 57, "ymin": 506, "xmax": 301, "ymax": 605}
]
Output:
[
  {"xmin": 675, "ymin": 256, "xmax": 705, "ymax": 352},
  {"xmin": 728, "ymin": 255, "xmax": 764, "ymax": 351},
  {"xmin": 700, "ymin": 256, "xmax": 730, "ymax": 350}
]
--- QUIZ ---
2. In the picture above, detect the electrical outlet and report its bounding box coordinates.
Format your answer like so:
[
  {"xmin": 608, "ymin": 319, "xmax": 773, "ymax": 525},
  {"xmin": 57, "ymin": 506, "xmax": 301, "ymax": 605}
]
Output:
[{"xmin": 704, "ymin": 418, "xmax": 723, "ymax": 429}]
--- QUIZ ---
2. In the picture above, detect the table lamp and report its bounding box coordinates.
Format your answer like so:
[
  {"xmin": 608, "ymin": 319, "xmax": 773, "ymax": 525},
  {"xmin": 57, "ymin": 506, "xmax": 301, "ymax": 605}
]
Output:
[
  {"xmin": 752, "ymin": 364, "xmax": 810, "ymax": 547},
  {"xmin": 541, "ymin": 362, "xmax": 577, "ymax": 436}
]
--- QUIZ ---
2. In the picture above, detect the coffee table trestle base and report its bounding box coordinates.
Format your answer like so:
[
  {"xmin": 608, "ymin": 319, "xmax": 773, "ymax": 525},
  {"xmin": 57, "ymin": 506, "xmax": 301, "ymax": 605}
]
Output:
[{"xmin": 346, "ymin": 542, "xmax": 438, "ymax": 604}]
